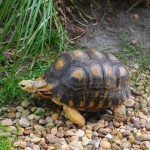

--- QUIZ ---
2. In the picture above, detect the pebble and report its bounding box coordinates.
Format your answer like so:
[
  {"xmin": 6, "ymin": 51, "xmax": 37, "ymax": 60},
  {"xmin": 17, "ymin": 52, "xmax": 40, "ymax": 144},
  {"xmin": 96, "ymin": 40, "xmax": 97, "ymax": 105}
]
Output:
[
  {"xmin": 21, "ymin": 99, "xmax": 30, "ymax": 108},
  {"xmin": 32, "ymin": 145, "xmax": 40, "ymax": 150},
  {"xmin": 100, "ymin": 140, "xmax": 111, "ymax": 149},
  {"xmin": 144, "ymin": 141, "xmax": 150, "ymax": 149},
  {"xmin": 69, "ymin": 141, "xmax": 84, "ymax": 150},
  {"xmin": 90, "ymin": 139, "xmax": 100, "ymax": 148},
  {"xmin": 16, "ymin": 106, "xmax": 24, "ymax": 112},
  {"xmin": 25, "ymin": 147, "xmax": 32, "ymax": 150},
  {"xmin": 22, "ymin": 109, "xmax": 30, "ymax": 117},
  {"xmin": 121, "ymin": 141, "xmax": 131, "ymax": 149},
  {"xmin": 19, "ymin": 118, "xmax": 30, "ymax": 127},
  {"xmin": 46, "ymin": 134, "xmax": 65, "ymax": 144},
  {"xmin": 61, "ymin": 144, "xmax": 69, "ymax": 150},
  {"xmin": 124, "ymin": 99, "xmax": 135, "ymax": 107},
  {"xmin": 31, "ymin": 137, "xmax": 41, "ymax": 143},
  {"xmin": 82, "ymin": 136, "xmax": 90, "ymax": 146},
  {"xmin": 1, "ymin": 119, "xmax": 12, "ymax": 126},
  {"xmin": 51, "ymin": 127, "xmax": 58, "ymax": 135},
  {"xmin": 75, "ymin": 129, "xmax": 85, "ymax": 137}
]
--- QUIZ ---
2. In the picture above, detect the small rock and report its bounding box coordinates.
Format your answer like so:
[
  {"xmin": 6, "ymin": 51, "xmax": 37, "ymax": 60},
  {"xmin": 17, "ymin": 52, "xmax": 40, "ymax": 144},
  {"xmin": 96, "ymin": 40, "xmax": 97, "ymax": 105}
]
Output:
[
  {"xmin": 100, "ymin": 140, "xmax": 111, "ymax": 149},
  {"xmin": 45, "ymin": 117, "xmax": 54, "ymax": 123},
  {"xmin": 146, "ymin": 123, "xmax": 150, "ymax": 131},
  {"xmin": 98, "ymin": 128, "xmax": 112, "ymax": 135},
  {"xmin": 141, "ymin": 134, "xmax": 150, "ymax": 141},
  {"xmin": 28, "ymin": 114, "xmax": 35, "ymax": 120},
  {"xmin": 1, "ymin": 119, "xmax": 12, "ymax": 126},
  {"xmin": 17, "ymin": 127, "xmax": 24, "ymax": 135},
  {"xmin": 34, "ymin": 108, "xmax": 45, "ymax": 115},
  {"xmin": 16, "ymin": 112, "xmax": 21, "ymax": 118},
  {"xmin": 69, "ymin": 141, "xmax": 84, "ymax": 150},
  {"xmin": 138, "ymin": 112, "xmax": 147, "ymax": 119},
  {"xmin": 113, "ymin": 120, "xmax": 120, "ymax": 127},
  {"xmin": 61, "ymin": 144, "xmax": 69, "ymax": 150},
  {"xmin": 144, "ymin": 141, "xmax": 150, "ymax": 149},
  {"xmin": 34, "ymin": 124, "xmax": 44, "ymax": 131},
  {"xmin": 65, "ymin": 130, "xmax": 75, "ymax": 137},
  {"xmin": 124, "ymin": 99, "xmax": 135, "ymax": 107},
  {"xmin": 51, "ymin": 113, "xmax": 59, "ymax": 120},
  {"xmin": 82, "ymin": 136, "xmax": 89, "ymax": 146},
  {"xmin": 19, "ymin": 118, "xmax": 30, "ymax": 127},
  {"xmin": 39, "ymin": 119, "xmax": 46, "ymax": 125},
  {"xmin": 105, "ymin": 134, "xmax": 113, "ymax": 139},
  {"xmin": 90, "ymin": 139, "xmax": 100, "ymax": 149},
  {"xmin": 121, "ymin": 141, "xmax": 131, "ymax": 149},
  {"xmin": 93, "ymin": 123, "xmax": 104, "ymax": 131},
  {"xmin": 25, "ymin": 147, "xmax": 31, "ymax": 150},
  {"xmin": 129, "ymin": 135, "xmax": 135, "ymax": 144},
  {"xmin": 51, "ymin": 127, "xmax": 57, "ymax": 135},
  {"xmin": 0, "ymin": 132, "xmax": 11, "ymax": 137},
  {"xmin": 70, "ymin": 136, "xmax": 79, "ymax": 142},
  {"xmin": 85, "ymin": 130, "xmax": 92, "ymax": 139},
  {"xmin": 7, "ymin": 112, "xmax": 15, "ymax": 119},
  {"xmin": 16, "ymin": 106, "xmax": 24, "ymax": 112},
  {"xmin": 22, "ymin": 109, "xmax": 30, "ymax": 117},
  {"xmin": 46, "ymin": 134, "xmax": 65, "ymax": 144},
  {"xmin": 32, "ymin": 145, "xmax": 40, "ymax": 150},
  {"xmin": 75, "ymin": 129, "xmax": 85, "ymax": 137},
  {"xmin": 31, "ymin": 137, "xmax": 41, "ymax": 143},
  {"xmin": 21, "ymin": 99, "xmax": 30, "ymax": 108}
]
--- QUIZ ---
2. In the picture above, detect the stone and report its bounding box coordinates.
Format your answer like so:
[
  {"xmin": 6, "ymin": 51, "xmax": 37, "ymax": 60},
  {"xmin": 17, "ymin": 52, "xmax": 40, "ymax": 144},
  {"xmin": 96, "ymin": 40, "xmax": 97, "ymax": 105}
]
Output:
[
  {"xmin": 139, "ymin": 112, "xmax": 147, "ymax": 119},
  {"xmin": 141, "ymin": 134, "xmax": 150, "ymax": 141},
  {"xmin": 21, "ymin": 99, "xmax": 30, "ymax": 108},
  {"xmin": 85, "ymin": 130, "xmax": 92, "ymax": 139},
  {"xmin": 112, "ymin": 143, "xmax": 121, "ymax": 150},
  {"xmin": 45, "ymin": 117, "xmax": 54, "ymax": 123},
  {"xmin": 51, "ymin": 127, "xmax": 57, "ymax": 135},
  {"xmin": 144, "ymin": 141, "xmax": 150, "ymax": 149},
  {"xmin": 31, "ymin": 137, "xmax": 41, "ymax": 143},
  {"xmin": 70, "ymin": 136, "xmax": 79, "ymax": 142},
  {"xmin": 25, "ymin": 147, "xmax": 31, "ymax": 150},
  {"xmin": 65, "ymin": 130, "xmax": 75, "ymax": 136},
  {"xmin": 69, "ymin": 141, "xmax": 84, "ymax": 150},
  {"xmin": 61, "ymin": 144, "xmax": 69, "ymax": 150},
  {"xmin": 32, "ymin": 145, "xmax": 40, "ymax": 150},
  {"xmin": 98, "ymin": 128, "xmax": 112, "ymax": 135},
  {"xmin": 0, "ymin": 132, "xmax": 11, "ymax": 137},
  {"xmin": 16, "ymin": 106, "xmax": 24, "ymax": 112},
  {"xmin": 34, "ymin": 108, "xmax": 45, "ymax": 115},
  {"xmin": 22, "ymin": 109, "xmax": 30, "ymax": 117},
  {"xmin": 16, "ymin": 112, "xmax": 21, "ymax": 118},
  {"xmin": 19, "ymin": 118, "xmax": 30, "ymax": 127},
  {"xmin": 113, "ymin": 120, "xmax": 120, "ymax": 127},
  {"xmin": 75, "ymin": 129, "xmax": 85, "ymax": 137},
  {"xmin": 124, "ymin": 99, "xmax": 135, "ymax": 107},
  {"xmin": 82, "ymin": 136, "xmax": 89, "ymax": 146},
  {"xmin": 34, "ymin": 124, "xmax": 44, "ymax": 131},
  {"xmin": 1, "ymin": 119, "xmax": 12, "ymax": 126},
  {"xmin": 129, "ymin": 135, "xmax": 135, "ymax": 144},
  {"xmin": 146, "ymin": 123, "xmax": 150, "ymax": 131},
  {"xmin": 93, "ymin": 123, "xmax": 104, "ymax": 131},
  {"xmin": 39, "ymin": 119, "xmax": 46, "ymax": 125},
  {"xmin": 17, "ymin": 127, "xmax": 24, "ymax": 135},
  {"xmin": 121, "ymin": 141, "xmax": 131, "ymax": 149},
  {"xmin": 7, "ymin": 112, "xmax": 15, "ymax": 119},
  {"xmin": 90, "ymin": 139, "xmax": 100, "ymax": 149},
  {"xmin": 51, "ymin": 113, "xmax": 59, "ymax": 120},
  {"xmin": 46, "ymin": 134, "xmax": 65, "ymax": 144},
  {"xmin": 105, "ymin": 134, "xmax": 113, "ymax": 139},
  {"xmin": 28, "ymin": 114, "xmax": 35, "ymax": 120},
  {"xmin": 100, "ymin": 140, "xmax": 111, "ymax": 149}
]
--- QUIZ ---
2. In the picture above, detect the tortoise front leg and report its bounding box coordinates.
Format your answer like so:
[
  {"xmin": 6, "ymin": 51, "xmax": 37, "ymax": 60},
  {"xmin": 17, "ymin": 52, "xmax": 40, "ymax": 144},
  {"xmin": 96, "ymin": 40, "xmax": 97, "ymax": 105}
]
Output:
[
  {"xmin": 113, "ymin": 103, "xmax": 126, "ymax": 121},
  {"xmin": 63, "ymin": 104, "xmax": 85, "ymax": 127}
]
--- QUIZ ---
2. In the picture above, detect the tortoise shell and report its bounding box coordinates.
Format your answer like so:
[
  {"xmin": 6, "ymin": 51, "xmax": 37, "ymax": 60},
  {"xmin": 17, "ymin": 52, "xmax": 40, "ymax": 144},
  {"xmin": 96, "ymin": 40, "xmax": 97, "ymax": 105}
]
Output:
[{"xmin": 44, "ymin": 49, "xmax": 131, "ymax": 110}]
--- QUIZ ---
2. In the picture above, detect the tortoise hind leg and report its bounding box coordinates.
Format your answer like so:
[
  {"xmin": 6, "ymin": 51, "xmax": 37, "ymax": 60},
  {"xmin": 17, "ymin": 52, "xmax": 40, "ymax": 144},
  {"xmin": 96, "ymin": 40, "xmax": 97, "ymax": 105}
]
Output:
[
  {"xmin": 113, "ymin": 103, "xmax": 126, "ymax": 121},
  {"xmin": 63, "ymin": 104, "xmax": 85, "ymax": 127}
]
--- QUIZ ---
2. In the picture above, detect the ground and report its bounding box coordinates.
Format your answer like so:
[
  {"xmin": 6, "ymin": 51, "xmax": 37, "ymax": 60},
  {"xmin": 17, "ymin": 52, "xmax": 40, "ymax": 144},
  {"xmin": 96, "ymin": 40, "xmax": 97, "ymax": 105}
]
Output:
[{"xmin": 0, "ymin": 1, "xmax": 150, "ymax": 150}]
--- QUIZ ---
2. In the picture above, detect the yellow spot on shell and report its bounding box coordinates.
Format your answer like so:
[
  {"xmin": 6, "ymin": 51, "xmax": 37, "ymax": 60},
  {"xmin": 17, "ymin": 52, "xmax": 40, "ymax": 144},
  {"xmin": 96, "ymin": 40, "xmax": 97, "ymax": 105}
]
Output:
[
  {"xmin": 98, "ymin": 101, "xmax": 103, "ymax": 108},
  {"xmin": 103, "ymin": 64, "xmax": 112, "ymax": 76},
  {"xmin": 89, "ymin": 101, "xmax": 95, "ymax": 108},
  {"xmin": 79, "ymin": 101, "xmax": 85, "ymax": 107},
  {"xmin": 72, "ymin": 50, "xmax": 83, "ymax": 57},
  {"xmin": 120, "ymin": 67, "xmax": 127, "ymax": 77},
  {"xmin": 55, "ymin": 59, "xmax": 64, "ymax": 70},
  {"xmin": 71, "ymin": 70, "xmax": 84, "ymax": 80},
  {"xmin": 69, "ymin": 100, "xmax": 74, "ymax": 107},
  {"xmin": 108, "ymin": 101, "xmax": 112, "ymax": 107},
  {"xmin": 91, "ymin": 65, "xmax": 101, "ymax": 76},
  {"xmin": 92, "ymin": 50, "xmax": 104, "ymax": 58}
]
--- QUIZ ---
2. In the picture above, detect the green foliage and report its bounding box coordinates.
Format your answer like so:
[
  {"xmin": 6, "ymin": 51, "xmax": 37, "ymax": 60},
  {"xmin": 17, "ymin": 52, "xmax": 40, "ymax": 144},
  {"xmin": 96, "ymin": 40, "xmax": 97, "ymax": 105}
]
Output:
[{"xmin": 0, "ymin": 0, "xmax": 69, "ymax": 103}]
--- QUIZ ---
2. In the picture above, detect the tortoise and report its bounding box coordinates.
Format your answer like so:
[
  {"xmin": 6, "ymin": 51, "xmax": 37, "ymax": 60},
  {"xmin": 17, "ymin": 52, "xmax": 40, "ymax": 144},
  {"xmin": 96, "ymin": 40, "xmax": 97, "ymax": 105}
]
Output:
[{"xmin": 19, "ymin": 49, "xmax": 131, "ymax": 127}]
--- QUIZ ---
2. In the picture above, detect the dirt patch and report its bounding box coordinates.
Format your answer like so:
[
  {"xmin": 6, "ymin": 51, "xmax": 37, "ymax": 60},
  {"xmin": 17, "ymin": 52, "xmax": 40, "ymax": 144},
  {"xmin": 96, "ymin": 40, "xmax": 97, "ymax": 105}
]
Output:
[{"xmin": 78, "ymin": 1, "xmax": 150, "ymax": 52}]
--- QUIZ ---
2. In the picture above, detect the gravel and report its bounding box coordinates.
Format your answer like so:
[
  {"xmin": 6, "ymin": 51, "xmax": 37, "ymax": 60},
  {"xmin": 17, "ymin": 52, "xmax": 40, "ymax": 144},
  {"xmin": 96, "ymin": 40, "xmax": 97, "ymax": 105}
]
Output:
[{"xmin": 0, "ymin": 67, "xmax": 149, "ymax": 149}]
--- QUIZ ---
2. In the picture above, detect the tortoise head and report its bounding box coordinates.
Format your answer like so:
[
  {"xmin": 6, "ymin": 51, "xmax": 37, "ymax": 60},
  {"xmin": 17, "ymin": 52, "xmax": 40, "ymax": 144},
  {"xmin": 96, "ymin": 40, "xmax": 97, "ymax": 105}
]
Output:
[{"xmin": 19, "ymin": 77, "xmax": 53, "ymax": 99}]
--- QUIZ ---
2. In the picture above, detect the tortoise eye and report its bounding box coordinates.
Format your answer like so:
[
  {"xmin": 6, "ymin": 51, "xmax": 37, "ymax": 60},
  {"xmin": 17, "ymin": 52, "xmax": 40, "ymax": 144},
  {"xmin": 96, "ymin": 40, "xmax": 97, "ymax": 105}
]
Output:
[{"xmin": 20, "ymin": 84, "xmax": 25, "ymax": 87}]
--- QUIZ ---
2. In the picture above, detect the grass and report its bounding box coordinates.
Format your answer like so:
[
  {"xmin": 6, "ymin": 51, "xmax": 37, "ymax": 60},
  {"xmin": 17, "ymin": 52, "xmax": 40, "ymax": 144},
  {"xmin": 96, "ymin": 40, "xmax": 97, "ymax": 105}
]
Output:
[
  {"xmin": 113, "ymin": 32, "xmax": 150, "ymax": 70},
  {"xmin": 0, "ymin": 123, "xmax": 12, "ymax": 150},
  {"xmin": 0, "ymin": 0, "xmax": 70, "ymax": 104}
]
